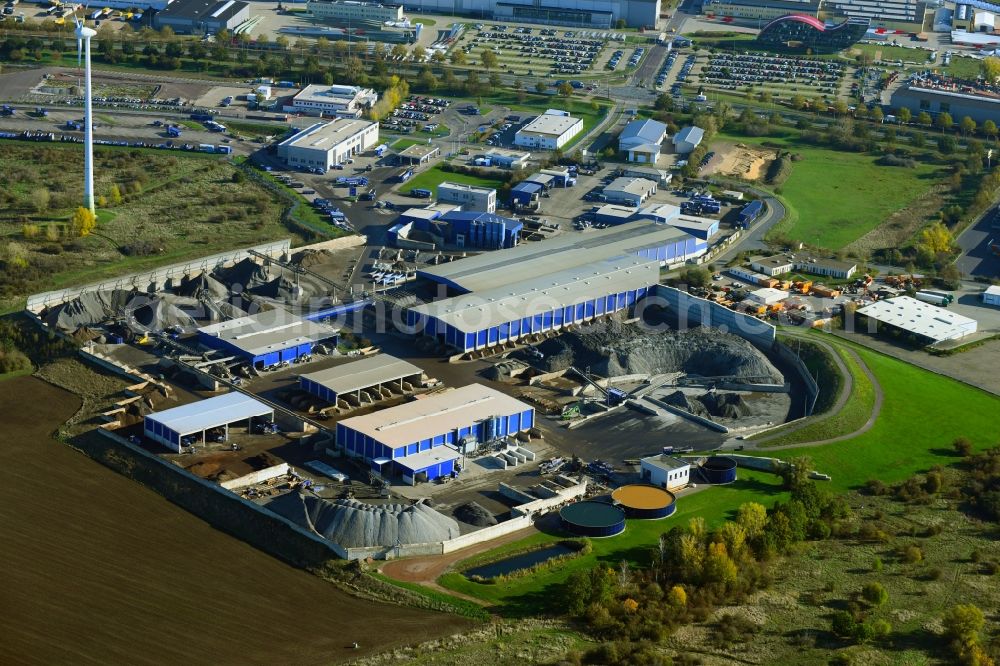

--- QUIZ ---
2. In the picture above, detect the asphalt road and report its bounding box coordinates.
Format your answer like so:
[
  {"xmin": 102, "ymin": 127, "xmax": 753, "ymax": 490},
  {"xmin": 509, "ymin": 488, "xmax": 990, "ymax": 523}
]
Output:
[
  {"xmin": 955, "ymin": 205, "xmax": 1000, "ymax": 279},
  {"xmin": 709, "ymin": 182, "xmax": 787, "ymax": 264}
]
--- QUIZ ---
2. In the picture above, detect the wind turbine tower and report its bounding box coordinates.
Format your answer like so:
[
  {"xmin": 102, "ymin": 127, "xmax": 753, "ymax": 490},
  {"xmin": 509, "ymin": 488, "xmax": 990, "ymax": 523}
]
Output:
[{"xmin": 75, "ymin": 14, "xmax": 97, "ymax": 214}]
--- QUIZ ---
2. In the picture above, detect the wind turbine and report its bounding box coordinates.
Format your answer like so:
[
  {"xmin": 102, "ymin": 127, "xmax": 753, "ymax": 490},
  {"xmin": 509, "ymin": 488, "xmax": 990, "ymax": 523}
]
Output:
[{"xmin": 74, "ymin": 9, "xmax": 97, "ymax": 214}]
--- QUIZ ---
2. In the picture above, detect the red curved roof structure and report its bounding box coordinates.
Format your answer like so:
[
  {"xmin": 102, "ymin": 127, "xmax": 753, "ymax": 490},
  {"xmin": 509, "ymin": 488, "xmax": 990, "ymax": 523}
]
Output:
[{"xmin": 760, "ymin": 13, "xmax": 826, "ymax": 33}]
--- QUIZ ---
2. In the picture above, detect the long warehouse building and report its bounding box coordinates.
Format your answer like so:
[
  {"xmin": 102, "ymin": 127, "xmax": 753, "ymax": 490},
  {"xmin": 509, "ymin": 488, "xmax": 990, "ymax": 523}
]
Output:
[
  {"xmin": 144, "ymin": 392, "xmax": 274, "ymax": 453},
  {"xmin": 197, "ymin": 309, "xmax": 338, "ymax": 369},
  {"xmin": 336, "ymin": 384, "xmax": 535, "ymax": 484},
  {"xmin": 299, "ymin": 354, "xmax": 423, "ymax": 406}
]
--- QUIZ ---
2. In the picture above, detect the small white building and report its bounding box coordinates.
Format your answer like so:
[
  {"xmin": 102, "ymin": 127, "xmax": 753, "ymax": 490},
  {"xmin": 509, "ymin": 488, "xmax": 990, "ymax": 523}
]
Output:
[
  {"xmin": 640, "ymin": 454, "xmax": 691, "ymax": 490},
  {"xmin": 673, "ymin": 126, "xmax": 705, "ymax": 154},
  {"xmin": 285, "ymin": 84, "xmax": 378, "ymax": 118},
  {"xmin": 276, "ymin": 119, "xmax": 379, "ymax": 171},
  {"xmin": 619, "ymin": 118, "xmax": 667, "ymax": 164},
  {"xmin": 514, "ymin": 112, "xmax": 583, "ymax": 150},
  {"xmin": 603, "ymin": 177, "xmax": 657, "ymax": 206},
  {"xmin": 748, "ymin": 287, "xmax": 789, "ymax": 306},
  {"xmin": 437, "ymin": 181, "xmax": 497, "ymax": 213},
  {"xmin": 858, "ymin": 296, "xmax": 978, "ymax": 344},
  {"xmin": 484, "ymin": 148, "xmax": 531, "ymax": 169},
  {"xmin": 982, "ymin": 285, "xmax": 1000, "ymax": 307}
]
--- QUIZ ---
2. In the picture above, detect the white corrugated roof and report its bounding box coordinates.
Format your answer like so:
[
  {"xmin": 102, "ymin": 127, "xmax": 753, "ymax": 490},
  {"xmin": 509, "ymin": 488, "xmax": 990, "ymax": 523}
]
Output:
[
  {"xmin": 147, "ymin": 393, "xmax": 272, "ymax": 436},
  {"xmin": 858, "ymin": 296, "xmax": 978, "ymax": 342},
  {"xmin": 197, "ymin": 309, "xmax": 338, "ymax": 356},
  {"xmin": 338, "ymin": 384, "xmax": 531, "ymax": 447}
]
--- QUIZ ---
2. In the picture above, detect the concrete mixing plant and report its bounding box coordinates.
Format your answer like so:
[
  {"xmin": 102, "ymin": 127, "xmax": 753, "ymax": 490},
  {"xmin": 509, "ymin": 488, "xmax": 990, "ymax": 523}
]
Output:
[{"xmin": 74, "ymin": 13, "xmax": 97, "ymax": 214}]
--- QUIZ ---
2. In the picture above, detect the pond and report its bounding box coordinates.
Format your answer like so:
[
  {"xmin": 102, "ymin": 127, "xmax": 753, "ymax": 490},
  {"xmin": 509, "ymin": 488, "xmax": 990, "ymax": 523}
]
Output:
[{"xmin": 465, "ymin": 543, "xmax": 576, "ymax": 580}]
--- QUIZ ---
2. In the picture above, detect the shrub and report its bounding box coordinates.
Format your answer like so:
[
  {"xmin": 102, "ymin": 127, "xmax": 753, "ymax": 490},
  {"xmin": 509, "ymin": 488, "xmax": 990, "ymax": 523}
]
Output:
[
  {"xmin": 953, "ymin": 438, "xmax": 974, "ymax": 457},
  {"xmin": 901, "ymin": 544, "xmax": 924, "ymax": 564},
  {"xmin": 862, "ymin": 479, "xmax": 889, "ymax": 496},
  {"xmin": 862, "ymin": 582, "xmax": 889, "ymax": 607}
]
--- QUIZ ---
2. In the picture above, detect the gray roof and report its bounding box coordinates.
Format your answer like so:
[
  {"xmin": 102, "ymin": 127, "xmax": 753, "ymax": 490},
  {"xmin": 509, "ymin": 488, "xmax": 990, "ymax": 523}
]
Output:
[
  {"xmin": 197, "ymin": 309, "xmax": 338, "ymax": 356},
  {"xmin": 641, "ymin": 454, "xmax": 691, "ymax": 472},
  {"xmin": 157, "ymin": 0, "xmax": 249, "ymax": 22},
  {"xmin": 605, "ymin": 177, "xmax": 657, "ymax": 197},
  {"xmin": 300, "ymin": 354, "xmax": 422, "ymax": 395},
  {"xmin": 146, "ymin": 393, "xmax": 272, "ymax": 436},
  {"xmin": 674, "ymin": 126, "xmax": 704, "ymax": 146},
  {"xmin": 620, "ymin": 118, "xmax": 667, "ymax": 147},
  {"xmin": 418, "ymin": 220, "xmax": 693, "ymax": 294},
  {"xmin": 411, "ymin": 257, "xmax": 660, "ymax": 332}
]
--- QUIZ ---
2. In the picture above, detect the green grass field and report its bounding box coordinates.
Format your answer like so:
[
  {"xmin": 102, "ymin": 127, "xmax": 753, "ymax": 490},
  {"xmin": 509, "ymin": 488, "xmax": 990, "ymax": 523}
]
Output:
[
  {"xmin": 433, "ymin": 333, "xmax": 1000, "ymax": 610},
  {"xmin": 845, "ymin": 43, "xmax": 933, "ymax": 65},
  {"xmin": 403, "ymin": 166, "xmax": 505, "ymax": 197},
  {"xmin": 719, "ymin": 133, "xmax": 941, "ymax": 249},
  {"xmin": 755, "ymin": 343, "xmax": 875, "ymax": 447}
]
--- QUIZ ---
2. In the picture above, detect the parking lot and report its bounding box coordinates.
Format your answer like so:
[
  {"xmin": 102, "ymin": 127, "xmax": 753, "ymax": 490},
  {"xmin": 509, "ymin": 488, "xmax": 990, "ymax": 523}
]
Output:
[
  {"xmin": 381, "ymin": 95, "xmax": 451, "ymax": 136},
  {"xmin": 453, "ymin": 24, "xmax": 643, "ymax": 78},
  {"xmin": 695, "ymin": 53, "xmax": 849, "ymax": 101}
]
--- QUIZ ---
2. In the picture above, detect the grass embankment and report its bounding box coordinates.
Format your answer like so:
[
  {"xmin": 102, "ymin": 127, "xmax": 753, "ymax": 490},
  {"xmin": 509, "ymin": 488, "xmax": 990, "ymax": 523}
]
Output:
[
  {"xmin": 756, "ymin": 344, "xmax": 874, "ymax": 447},
  {"xmin": 404, "ymin": 165, "xmax": 505, "ymax": 197},
  {"xmin": 717, "ymin": 132, "xmax": 940, "ymax": 249},
  {"xmin": 435, "ymin": 334, "xmax": 1000, "ymax": 610}
]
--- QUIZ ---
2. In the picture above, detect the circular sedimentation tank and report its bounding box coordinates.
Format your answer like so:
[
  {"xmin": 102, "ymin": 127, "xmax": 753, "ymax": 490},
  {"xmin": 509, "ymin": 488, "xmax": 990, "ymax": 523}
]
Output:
[
  {"xmin": 611, "ymin": 484, "xmax": 677, "ymax": 519},
  {"xmin": 703, "ymin": 456, "xmax": 738, "ymax": 484},
  {"xmin": 560, "ymin": 501, "xmax": 626, "ymax": 538}
]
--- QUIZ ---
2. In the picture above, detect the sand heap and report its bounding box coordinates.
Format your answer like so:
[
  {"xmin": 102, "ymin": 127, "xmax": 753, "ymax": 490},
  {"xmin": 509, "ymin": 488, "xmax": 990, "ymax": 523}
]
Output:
[
  {"xmin": 533, "ymin": 318, "xmax": 782, "ymax": 383},
  {"xmin": 267, "ymin": 494, "xmax": 461, "ymax": 549}
]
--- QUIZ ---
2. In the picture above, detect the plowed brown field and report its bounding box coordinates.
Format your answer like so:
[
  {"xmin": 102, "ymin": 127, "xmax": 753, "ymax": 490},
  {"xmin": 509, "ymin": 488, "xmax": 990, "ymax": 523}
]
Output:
[{"xmin": 0, "ymin": 376, "xmax": 466, "ymax": 665}]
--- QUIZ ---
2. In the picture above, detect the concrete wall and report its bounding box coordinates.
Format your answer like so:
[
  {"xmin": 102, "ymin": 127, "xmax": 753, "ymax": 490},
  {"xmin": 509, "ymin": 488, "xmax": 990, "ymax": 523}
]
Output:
[
  {"xmin": 220, "ymin": 463, "xmax": 291, "ymax": 490},
  {"xmin": 27, "ymin": 239, "xmax": 291, "ymax": 311},
  {"xmin": 650, "ymin": 285, "xmax": 777, "ymax": 349},
  {"xmin": 644, "ymin": 395, "xmax": 730, "ymax": 432},
  {"xmin": 773, "ymin": 339, "xmax": 820, "ymax": 415},
  {"xmin": 295, "ymin": 234, "xmax": 367, "ymax": 253}
]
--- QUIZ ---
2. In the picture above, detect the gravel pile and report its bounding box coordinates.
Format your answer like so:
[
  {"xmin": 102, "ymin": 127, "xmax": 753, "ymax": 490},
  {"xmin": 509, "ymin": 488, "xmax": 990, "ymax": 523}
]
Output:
[
  {"xmin": 293, "ymin": 249, "xmax": 334, "ymax": 269},
  {"xmin": 699, "ymin": 391, "xmax": 752, "ymax": 419},
  {"xmin": 454, "ymin": 502, "xmax": 498, "ymax": 527},
  {"xmin": 176, "ymin": 273, "xmax": 229, "ymax": 299},
  {"xmin": 44, "ymin": 289, "xmax": 133, "ymax": 331},
  {"xmin": 267, "ymin": 494, "xmax": 461, "ymax": 548},
  {"xmin": 534, "ymin": 318, "xmax": 782, "ymax": 383},
  {"xmin": 663, "ymin": 390, "xmax": 710, "ymax": 417}
]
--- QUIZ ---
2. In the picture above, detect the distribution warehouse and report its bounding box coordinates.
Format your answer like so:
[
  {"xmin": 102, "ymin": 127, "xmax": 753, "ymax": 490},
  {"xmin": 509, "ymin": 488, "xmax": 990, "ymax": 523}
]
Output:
[
  {"xmin": 406, "ymin": 220, "xmax": 706, "ymax": 352},
  {"xmin": 144, "ymin": 393, "xmax": 274, "ymax": 453},
  {"xmin": 276, "ymin": 119, "xmax": 379, "ymax": 171},
  {"xmin": 197, "ymin": 309, "xmax": 338, "ymax": 368},
  {"xmin": 336, "ymin": 384, "xmax": 535, "ymax": 484}
]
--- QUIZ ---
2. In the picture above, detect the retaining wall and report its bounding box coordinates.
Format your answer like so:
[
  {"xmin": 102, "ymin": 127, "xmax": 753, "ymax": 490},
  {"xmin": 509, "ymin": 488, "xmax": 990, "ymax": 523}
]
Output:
[
  {"xmin": 773, "ymin": 339, "xmax": 820, "ymax": 415},
  {"xmin": 716, "ymin": 382, "xmax": 789, "ymax": 393},
  {"xmin": 644, "ymin": 395, "xmax": 730, "ymax": 433},
  {"xmin": 26, "ymin": 239, "xmax": 291, "ymax": 311},
  {"xmin": 650, "ymin": 285, "xmax": 777, "ymax": 350},
  {"xmin": 295, "ymin": 235, "xmax": 367, "ymax": 253}
]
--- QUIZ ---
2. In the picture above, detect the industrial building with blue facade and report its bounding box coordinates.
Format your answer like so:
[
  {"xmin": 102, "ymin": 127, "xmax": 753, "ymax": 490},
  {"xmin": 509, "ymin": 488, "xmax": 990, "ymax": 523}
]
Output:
[
  {"xmin": 197, "ymin": 309, "xmax": 339, "ymax": 369},
  {"xmin": 299, "ymin": 354, "xmax": 423, "ymax": 406},
  {"xmin": 406, "ymin": 220, "xmax": 707, "ymax": 353},
  {"xmin": 335, "ymin": 383, "xmax": 535, "ymax": 484},
  {"xmin": 388, "ymin": 208, "xmax": 523, "ymax": 250},
  {"xmin": 511, "ymin": 181, "xmax": 544, "ymax": 208},
  {"xmin": 144, "ymin": 392, "xmax": 274, "ymax": 453}
]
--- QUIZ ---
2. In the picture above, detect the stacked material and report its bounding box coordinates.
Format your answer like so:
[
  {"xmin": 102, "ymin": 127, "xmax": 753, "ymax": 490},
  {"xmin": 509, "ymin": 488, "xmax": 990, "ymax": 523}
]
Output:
[
  {"xmin": 267, "ymin": 494, "xmax": 461, "ymax": 548},
  {"xmin": 534, "ymin": 318, "xmax": 782, "ymax": 383},
  {"xmin": 454, "ymin": 501, "xmax": 498, "ymax": 527}
]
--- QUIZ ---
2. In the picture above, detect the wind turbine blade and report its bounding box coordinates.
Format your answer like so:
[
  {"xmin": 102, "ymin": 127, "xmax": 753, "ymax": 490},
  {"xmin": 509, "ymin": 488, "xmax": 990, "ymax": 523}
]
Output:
[{"xmin": 78, "ymin": 38, "xmax": 82, "ymax": 66}]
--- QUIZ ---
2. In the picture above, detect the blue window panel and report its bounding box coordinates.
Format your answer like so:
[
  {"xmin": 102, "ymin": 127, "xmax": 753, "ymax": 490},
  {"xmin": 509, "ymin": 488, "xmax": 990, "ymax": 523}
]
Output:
[
  {"xmin": 626, "ymin": 290, "xmax": 636, "ymax": 305},
  {"xmin": 476, "ymin": 329, "xmax": 488, "ymax": 347},
  {"xmin": 499, "ymin": 322, "xmax": 509, "ymax": 341},
  {"xmin": 522, "ymin": 316, "xmax": 533, "ymax": 334},
  {"xmin": 470, "ymin": 423, "xmax": 481, "ymax": 440},
  {"xmin": 433, "ymin": 434, "xmax": 444, "ymax": 447},
  {"xmin": 531, "ymin": 314, "xmax": 543, "ymax": 331},
  {"xmin": 488, "ymin": 326, "xmax": 499, "ymax": 345},
  {"xmin": 551, "ymin": 308, "xmax": 562, "ymax": 326},
  {"xmin": 464, "ymin": 332, "xmax": 475, "ymax": 351},
  {"xmin": 280, "ymin": 348, "xmax": 297, "ymax": 362},
  {"xmin": 458, "ymin": 426, "xmax": 469, "ymax": 439},
  {"xmin": 584, "ymin": 300, "xmax": 595, "ymax": 318},
  {"xmin": 445, "ymin": 431, "xmax": 454, "ymax": 445},
  {"xmin": 562, "ymin": 305, "xmax": 574, "ymax": 323},
  {"xmin": 523, "ymin": 410, "xmax": 534, "ymax": 428},
  {"xmin": 407, "ymin": 443, "xmax": 418, "ymax": 456},
  {"xmin": 605, "ymin": 295, "xmax": 616, "ymax": 311},
  {"xmin": 510, "ymin": 319, "xmax": 521, "ymax": 337},
  {"xmin": 298, "ymin": 343, "xmax": 312, "ymax": 355},
  {"xmin": 575, "ymin": 303, "xmax": 585, "ymax": 320},
  {"xmin": 509, "ymin": 411, "xmax": 520, "ymax": 432},
  {"xmin": 541, "ymin": 311, "xmax": 552, "ymax": 329},
  {"xmin": 394, "ymin": 446, "xmax": 406, "ymax": 459},
  {"xmin": 595, "ymin": 297, "xmax": 606, "ymax": 315}
]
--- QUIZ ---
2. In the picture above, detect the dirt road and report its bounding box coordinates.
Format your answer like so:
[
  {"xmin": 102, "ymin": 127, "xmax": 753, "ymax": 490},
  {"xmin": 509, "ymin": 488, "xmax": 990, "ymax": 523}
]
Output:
[{"xmin": 0, "ymin": 375, "xmax": 468, "ymax": 665}]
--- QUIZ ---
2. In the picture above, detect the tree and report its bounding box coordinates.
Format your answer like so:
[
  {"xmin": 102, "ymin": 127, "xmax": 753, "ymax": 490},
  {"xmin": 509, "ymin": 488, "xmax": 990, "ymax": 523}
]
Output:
[
  {"xmin": 919, "ymin": 222, "xmax": 955, "ymax": 253},
  {"xmin": 917, "ymin": 111, "xmax": 933, "ymax": 128},
  {"xmin": 897, "ymin": 107, "xmax": 912, "ymax": 124},
  {"xmin": 984, "ymin": 119, "xmax": 998, "ymax": 142},
  {"xmin": 489, "ymin": 72, "xmax": 502, "ymax": 92},
  {"xmin": 682, "ymin": 266, "xmax": 711, "ymax": 287},
  {"xmin": 938, "ymin": 135, "xmax": 957, "ymax": 155},
  {"xmin": 736, "ymin": 502, "xmax": 767, "ymax": 540},
  {"xmin": 942, "ymin": 604, "xmax": 985, "ymax": 646},
  {"xmin": 791, "ymin": 94, "xmax": 808, "ymax": 110},
  {"xmin": 935, "ymin": 112, "xmax": 954, "ymax": 133},
  {"xmin": 159, "ymin": 25, "xmax": 175, "ymax": 40},
  {"xmin": 831, "ymin": 610, "xmax": 857, "ymax": 638},
  {"xmin": 71, "ymin": 207, "xmax": 96, "ymax": 237},
  {"xmin": 959, "ymin": 116, "xmax": 977, "ymax": 137},
  {"xmin": 417, "ymin": 66, "xmax": 438, "ymax": 92},
  {"xmin": 30, "ymin": 188, "xmax": 50, "ymax": 213},
  {"xmin": 450, "ymin": 49, "xmax": 466, "ymax": 65},
  {"xmin": 832, "ymin": 99, "xmax": 849, "ymax": 116},
  {"xmin": 480, "ymin": 49, "xmax": 498, "ymax": 70},
  {"xmin": 781, "ymin": 456, "xmax": 813, "ymax": 491},
  {"xmin": 431, "ymin": 50, "xmax": 446, "ymax": 64},
  {"xmin": 981, "ymin": 56, "xmax": 1000, "ymax": 83},
  {"xmin": 862, "ymin": 582, "xmax": 889, "ymax": 607},
  {"xmin": 535, "ymin": 81, "xmax": 547, "ymax": 94},
  {"xmin": 667, "ymin": 585, "xmax": 687, "ymax": 607},
  {"xmin": 953, "ymin": 437, "xmax": 973, "ymax": 456},
  {"xmin": 557, "ymin": 81, "xmax": 573, "ymax": 99},
  {"xmin": 870, "ymin": 106, "xmax": 884, "ymax": 124},
  {"xmin": 412, "ymin": 45, "xmax": 426, "ymax": 62},
  {"xmin": 703, "ymin": 542, "xmax": 738, "ymax": 586}
]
